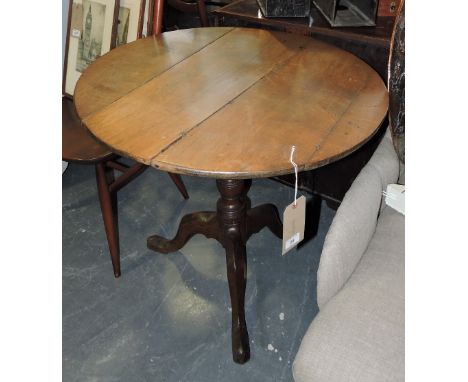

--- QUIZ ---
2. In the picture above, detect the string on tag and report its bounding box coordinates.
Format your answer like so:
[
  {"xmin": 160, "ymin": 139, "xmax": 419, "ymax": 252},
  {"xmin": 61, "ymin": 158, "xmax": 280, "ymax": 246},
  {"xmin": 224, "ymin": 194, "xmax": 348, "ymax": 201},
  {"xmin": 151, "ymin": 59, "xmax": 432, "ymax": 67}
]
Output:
[{"xmin": 290, "ymin": 146, "xmax": 298, "ymax": 207}]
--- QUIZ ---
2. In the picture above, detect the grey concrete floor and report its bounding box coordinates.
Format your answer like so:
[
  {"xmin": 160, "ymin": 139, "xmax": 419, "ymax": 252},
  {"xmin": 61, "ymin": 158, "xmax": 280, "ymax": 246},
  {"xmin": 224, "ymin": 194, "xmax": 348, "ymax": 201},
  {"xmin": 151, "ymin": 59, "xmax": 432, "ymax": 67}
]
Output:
[{"xmin": 62, "ymin": 163, "xmax": 335, "ymax": 382}]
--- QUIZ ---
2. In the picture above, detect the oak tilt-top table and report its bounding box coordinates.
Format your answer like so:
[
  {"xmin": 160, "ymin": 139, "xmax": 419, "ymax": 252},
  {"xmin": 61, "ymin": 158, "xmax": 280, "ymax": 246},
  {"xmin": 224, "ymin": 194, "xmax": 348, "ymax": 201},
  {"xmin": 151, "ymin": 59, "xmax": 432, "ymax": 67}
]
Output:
[{"xmin": 74, "ymin": 27, "xmax": 388, "ymax": 364}]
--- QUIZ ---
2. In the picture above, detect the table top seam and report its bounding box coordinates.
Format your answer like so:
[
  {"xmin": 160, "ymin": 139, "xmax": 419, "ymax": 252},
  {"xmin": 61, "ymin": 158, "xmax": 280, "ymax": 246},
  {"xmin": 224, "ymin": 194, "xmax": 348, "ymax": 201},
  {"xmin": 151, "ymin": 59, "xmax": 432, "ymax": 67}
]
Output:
[
  {"xmin": 81, "ymin": 27, "xmax": 236, "ymax": 123},
  {"xmin": 148, "ymin": 38, "xmax": 313, "ymax": 165}
]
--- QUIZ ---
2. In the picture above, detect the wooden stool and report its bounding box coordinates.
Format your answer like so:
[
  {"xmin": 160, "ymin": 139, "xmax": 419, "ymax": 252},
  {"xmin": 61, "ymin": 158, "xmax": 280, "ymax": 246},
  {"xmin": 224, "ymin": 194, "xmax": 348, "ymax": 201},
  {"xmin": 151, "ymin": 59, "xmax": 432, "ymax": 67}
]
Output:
[{"xmin": 62, "ymin": 97, "xmax": 189, "ymax": 278}]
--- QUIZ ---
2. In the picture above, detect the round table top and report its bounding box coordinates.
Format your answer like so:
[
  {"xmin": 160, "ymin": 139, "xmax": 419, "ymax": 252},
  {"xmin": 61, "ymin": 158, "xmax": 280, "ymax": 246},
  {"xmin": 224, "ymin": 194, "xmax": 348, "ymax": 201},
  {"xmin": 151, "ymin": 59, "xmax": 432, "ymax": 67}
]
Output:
[{"xmin": 75, "ymin": 27, "xmax": 388, "ymax": 179}]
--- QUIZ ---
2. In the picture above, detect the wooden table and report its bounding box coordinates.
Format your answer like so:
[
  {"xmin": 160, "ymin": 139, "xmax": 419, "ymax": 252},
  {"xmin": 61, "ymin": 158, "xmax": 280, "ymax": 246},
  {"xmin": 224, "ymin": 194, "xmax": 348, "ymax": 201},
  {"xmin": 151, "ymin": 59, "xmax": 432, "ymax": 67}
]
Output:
[{"xmin": 74, "ymin": 27, "xmax": 388, "ymax": 364}]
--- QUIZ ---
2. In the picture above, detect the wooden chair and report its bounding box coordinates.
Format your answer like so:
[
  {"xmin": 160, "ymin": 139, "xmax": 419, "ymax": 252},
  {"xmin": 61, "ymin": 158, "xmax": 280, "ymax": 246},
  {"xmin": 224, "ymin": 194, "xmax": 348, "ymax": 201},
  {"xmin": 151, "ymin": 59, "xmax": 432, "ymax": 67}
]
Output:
[
  {"xmin": 62, "ymin": 1, "xmax": 189, "ymax": 278},
  {"xmin": 167, "ymin": 0, "xmax": 209, "ymax": 27},
  {"xmin": 159, "ymin": 0, "xmax": 229, "ymax": 28}
]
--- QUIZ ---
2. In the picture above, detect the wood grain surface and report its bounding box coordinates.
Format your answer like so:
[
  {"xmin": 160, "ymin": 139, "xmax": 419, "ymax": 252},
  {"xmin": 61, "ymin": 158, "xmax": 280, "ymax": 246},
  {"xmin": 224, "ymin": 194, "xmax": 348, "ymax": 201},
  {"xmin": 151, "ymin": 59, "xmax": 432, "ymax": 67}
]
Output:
[{"xmin": 75, "ymin": 27, "xmax": 388, "ymax": 179}]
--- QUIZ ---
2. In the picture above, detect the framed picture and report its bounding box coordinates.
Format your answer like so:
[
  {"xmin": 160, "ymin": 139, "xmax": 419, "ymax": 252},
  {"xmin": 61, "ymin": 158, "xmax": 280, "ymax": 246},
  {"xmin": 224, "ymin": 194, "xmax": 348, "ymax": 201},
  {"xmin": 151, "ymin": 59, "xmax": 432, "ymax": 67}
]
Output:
[
  {"xmin": 116, "ymin": 0, "xmax": 146, "ymax": 46},
  {"xmin": 63, "ymin": 0, "xmax": 120, "ymax": 97}
]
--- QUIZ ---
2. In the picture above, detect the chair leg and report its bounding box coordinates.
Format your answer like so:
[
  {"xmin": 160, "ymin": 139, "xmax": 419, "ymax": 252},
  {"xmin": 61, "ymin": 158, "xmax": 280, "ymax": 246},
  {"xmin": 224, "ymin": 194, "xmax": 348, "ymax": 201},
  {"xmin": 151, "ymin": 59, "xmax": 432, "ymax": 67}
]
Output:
[
  {"xmin": 168, "ymin": 173, "xmax": 189, "ymax": 199},
  {"xmin": 95, "ymin": 162, "xmax": 121, "ymax": 278}
]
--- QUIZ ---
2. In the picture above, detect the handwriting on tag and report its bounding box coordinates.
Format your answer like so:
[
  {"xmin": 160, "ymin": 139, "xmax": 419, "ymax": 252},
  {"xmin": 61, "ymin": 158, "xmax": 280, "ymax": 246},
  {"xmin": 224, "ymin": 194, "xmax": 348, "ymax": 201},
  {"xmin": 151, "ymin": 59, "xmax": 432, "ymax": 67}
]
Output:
[
  {"xmin": 70, "ymin": 3, "xmax": 83, "ymax": 39},
  {"xmin": 282, "ymin": 195, "xmax": 306, "ymax": 255}
]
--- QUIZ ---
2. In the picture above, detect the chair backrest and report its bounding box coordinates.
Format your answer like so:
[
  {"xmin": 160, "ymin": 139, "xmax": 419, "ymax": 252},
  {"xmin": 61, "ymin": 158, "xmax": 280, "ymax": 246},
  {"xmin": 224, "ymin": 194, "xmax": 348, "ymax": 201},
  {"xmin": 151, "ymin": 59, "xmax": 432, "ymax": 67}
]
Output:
[
  {"xmin": 149, "ymin": 0, "xmax": 206, "ymax": 34},
  {"xmin": 388, "ymin": 0, "xmax": 405, "ymax": 164},
  {"xmin": 167, "ymin": 0, "xmax": 209, "ymax": 27},
  {"xmin": 148, "ymin": 0, "xmax": 165, "ymax": 35}
]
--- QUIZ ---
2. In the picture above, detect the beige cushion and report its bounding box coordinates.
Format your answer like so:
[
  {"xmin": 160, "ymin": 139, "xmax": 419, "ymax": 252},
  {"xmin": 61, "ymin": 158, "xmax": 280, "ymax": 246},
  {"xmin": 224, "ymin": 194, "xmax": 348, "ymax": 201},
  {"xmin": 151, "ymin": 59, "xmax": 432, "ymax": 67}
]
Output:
[
  {"xmin": 293, "ymin": 207, "xmax": 405, "ymax": 382},
  {"xmin": 317, "ymin": 131, "xmax": 400, "ymax": 307}
]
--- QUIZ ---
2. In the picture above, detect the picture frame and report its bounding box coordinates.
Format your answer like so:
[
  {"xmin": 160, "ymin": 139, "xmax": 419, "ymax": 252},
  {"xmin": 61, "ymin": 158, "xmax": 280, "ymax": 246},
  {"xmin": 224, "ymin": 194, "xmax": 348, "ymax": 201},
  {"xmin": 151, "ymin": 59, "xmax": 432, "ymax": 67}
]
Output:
[
  {"xmin": 63, "ymin": 0, "xmax": 120, "ymax": 97},
  {"xmin": 116, "ymin": 0, "xmax": 147, "ymax": 47}
]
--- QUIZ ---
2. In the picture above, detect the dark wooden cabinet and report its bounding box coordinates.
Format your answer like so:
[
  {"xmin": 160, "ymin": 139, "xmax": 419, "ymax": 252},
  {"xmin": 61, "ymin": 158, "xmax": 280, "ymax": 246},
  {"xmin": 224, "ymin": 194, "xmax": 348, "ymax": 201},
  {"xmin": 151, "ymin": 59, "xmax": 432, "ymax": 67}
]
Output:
[
  {"xmin": 214, "ymin": 0, "xmax": 394, "ymax": 79},
  {"xmin": 378, "ymin": 0, "xmax": 402, "ymax": 17},
  {"xmin": 214, "ymin": 0, "xmax": 394, "ymax": 204}
]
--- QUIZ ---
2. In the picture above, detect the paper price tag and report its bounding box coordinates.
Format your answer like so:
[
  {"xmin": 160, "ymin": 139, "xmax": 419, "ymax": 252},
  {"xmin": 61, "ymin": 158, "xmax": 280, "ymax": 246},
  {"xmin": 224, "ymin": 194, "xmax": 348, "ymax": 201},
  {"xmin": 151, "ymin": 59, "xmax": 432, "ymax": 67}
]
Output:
[
  {"xmin": 282, "ymin": 195, "xmax": 306, "ymax": 255},
  {"xmin": 285, "ymin": 233, "xmax": 300, "ymax": 250},
  {"xmin": 72, "ymin": 29, "xmax": 81, "ymax": 38}
]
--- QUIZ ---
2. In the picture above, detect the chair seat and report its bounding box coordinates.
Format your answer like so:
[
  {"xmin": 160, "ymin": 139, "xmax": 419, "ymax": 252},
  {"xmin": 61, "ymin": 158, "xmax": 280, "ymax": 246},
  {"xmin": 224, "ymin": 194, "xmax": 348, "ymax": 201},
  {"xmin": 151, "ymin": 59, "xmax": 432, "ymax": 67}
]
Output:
[{"xmin": 62, "ymin": 97, "xmax": 114, "ymax": 164}]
